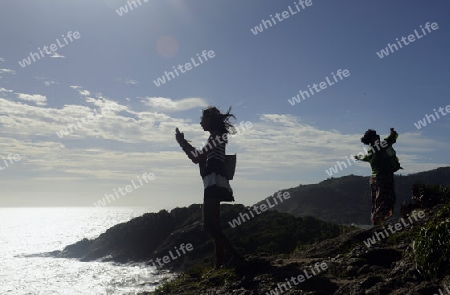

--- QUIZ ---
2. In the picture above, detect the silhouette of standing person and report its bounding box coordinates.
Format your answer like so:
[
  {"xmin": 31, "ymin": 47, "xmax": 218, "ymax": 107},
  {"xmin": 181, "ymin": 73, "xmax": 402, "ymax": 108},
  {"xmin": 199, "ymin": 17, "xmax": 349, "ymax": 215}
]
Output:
[
  {"xmin": 175, "ymin": 106, "xmax": 244, "ymax": 269},
  {"xmin": 355, "ymin": 128, "xmax": 400, "ymax": 226}
]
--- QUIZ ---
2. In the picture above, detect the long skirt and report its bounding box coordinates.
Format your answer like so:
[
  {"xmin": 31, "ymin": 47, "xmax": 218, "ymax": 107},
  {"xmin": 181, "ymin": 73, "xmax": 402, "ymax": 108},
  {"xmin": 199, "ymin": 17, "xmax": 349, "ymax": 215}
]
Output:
[{"xmin": 369, "ymin": 173, "xmax": 396, "ymax": 225}]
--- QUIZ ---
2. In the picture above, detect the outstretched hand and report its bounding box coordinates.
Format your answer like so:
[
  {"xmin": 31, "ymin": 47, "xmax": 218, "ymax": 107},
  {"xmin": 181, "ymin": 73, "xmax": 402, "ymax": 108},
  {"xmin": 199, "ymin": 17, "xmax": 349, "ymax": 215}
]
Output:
[
  {"xmin": 175, "ymin": 128, "xmax": 185, "ymax": 143},
  {"xmin": 390, "ymin": 127, "xmax": 396, "ymax": 135}
]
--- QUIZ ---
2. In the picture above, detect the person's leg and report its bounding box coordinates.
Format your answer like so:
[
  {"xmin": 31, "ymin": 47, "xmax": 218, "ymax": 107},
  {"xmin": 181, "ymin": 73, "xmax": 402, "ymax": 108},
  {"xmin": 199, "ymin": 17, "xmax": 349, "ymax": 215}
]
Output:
[
  {"xmin": 213, "ymin": 212, "xmax": 225, "ymax": 268},
  {"xmin": 203, "ymin": 198, "xmax": 224, "ymax": 267},
  {"xmin": 379, "ymin": 173, "xmax": 395, "ymax": 222},
  {"xmin": 370, "ymin": 176, "xmax": 382, "ymax": 226},
  {"xmin": 203, "ymin": 198, "xmax": 225, "ymax": 267},
  {"xmin": 203, "ymin": 198, "xmax": 243, "ymax": 264}
]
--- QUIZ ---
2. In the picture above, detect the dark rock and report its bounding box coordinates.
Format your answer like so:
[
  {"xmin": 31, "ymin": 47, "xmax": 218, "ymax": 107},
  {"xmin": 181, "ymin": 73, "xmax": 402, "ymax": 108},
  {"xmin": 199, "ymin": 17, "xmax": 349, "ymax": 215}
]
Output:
[
  {"xmin": 360, "ymin": 248, "xmax": 402, "ymax": 268},
  {"xmin": 60, "ymin": 238, "xmax": 92, "ymax": 258},
  {"xmin": 359, "ymin": 275, "xmax": 384, "ymax": 289}
]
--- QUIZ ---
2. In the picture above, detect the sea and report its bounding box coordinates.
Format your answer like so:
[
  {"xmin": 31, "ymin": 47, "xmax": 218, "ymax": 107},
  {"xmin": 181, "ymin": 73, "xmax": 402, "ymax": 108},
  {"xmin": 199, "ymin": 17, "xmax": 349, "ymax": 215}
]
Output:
[{"xmin": 0, "ymin": 207, "xmax": 173, "ymax": 295}]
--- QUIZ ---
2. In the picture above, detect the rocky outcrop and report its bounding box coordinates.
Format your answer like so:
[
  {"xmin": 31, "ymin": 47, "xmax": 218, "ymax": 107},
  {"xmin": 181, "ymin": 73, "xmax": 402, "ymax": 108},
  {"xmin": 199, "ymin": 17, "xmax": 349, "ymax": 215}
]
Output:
[
  {"xmin": 143, "ymin": 183, "xmax": 450, "ymax": 294},
  {"xmin": 49, "ymin": 180, "xmax": 450, "ymax": 294},
  {"xmin": 50, "ymin": 203, "xmax": 345, "ymax": 272}
]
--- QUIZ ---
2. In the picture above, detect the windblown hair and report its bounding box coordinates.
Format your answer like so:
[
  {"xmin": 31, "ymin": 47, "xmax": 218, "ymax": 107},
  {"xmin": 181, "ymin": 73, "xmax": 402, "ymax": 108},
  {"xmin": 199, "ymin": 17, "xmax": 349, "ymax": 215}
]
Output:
[
  {"xmin": 361, "ymin": 129, "xmax": 380, "ymax": 145},
  {"xmin": 202, "ymin": 106, "xmax": 236, "ymax": 135}
]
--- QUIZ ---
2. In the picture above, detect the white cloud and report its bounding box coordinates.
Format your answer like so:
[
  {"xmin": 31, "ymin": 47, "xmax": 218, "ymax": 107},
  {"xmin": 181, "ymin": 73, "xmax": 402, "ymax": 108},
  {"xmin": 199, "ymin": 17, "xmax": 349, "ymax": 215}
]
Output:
[
  {"xmin": 0, "ymin": 68, "xmax": 16, "ymax": 76},
  {"xmin": 69, "ymin": 85, "xmax": 90, "ymax": 97},
  {"xmin": 0, "ymin": 89, "xmax": 447, "ymax": 207},
  {"xmin": 50, "ymin": 52, "xmax": 65, "ymax": 58},
  {"xmin": 15, "ymin": 93, "xmax": 47, "ymax": 106},
  {"xmin": 34, "ymin": 77, "xmax": 58, "ymax": 86},
  {"xmin": 118, "ymin": 78, "xmax": 138, "ymax": 85},
  {"xmin": 225, "ymin": 114, "xmax": 446, "ymax": 179},
  {"xmin": 260, "ymin": 114, "xmax": 301, "ymax": 127},
  {"xmin": 79, "ymin": 90, "xmax": 90, "ymax": 96},
  {"xmin": 0, "ymin": 58, "xmax": 5, "ymax": 63},
  {"xmin": 0, "ymin": 87, "xmax": 13, "ymax": 93},
  {"xmin": 142, "ymin": 97, "xmax": 208, "ymax": 111}
]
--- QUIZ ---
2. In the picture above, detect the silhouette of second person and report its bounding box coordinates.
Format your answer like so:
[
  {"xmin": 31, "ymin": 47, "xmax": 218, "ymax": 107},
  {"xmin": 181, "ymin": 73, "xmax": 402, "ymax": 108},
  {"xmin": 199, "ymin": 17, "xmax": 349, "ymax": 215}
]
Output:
[{"xmin": 355, "ymin": 128, "xmax": 400, "ymax": 226}]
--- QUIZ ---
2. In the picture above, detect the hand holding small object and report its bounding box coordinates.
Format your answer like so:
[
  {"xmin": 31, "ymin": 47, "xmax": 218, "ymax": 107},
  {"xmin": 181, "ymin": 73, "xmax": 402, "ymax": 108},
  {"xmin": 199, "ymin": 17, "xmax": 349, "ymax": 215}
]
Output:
[{"xmin": 175, "ymin": 128, "xmax": 191, "ymax": 143}]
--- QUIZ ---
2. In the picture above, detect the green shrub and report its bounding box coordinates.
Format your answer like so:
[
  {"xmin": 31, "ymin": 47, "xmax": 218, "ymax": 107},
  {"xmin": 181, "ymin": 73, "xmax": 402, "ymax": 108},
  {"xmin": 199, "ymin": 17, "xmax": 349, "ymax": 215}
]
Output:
[
  {"xmin": 413, "ymin": 220, "xmax": 450, "ymax": 280},
  {"xmin": 153, "ymin": 277, "xmax": 176, "ymax": 295}
]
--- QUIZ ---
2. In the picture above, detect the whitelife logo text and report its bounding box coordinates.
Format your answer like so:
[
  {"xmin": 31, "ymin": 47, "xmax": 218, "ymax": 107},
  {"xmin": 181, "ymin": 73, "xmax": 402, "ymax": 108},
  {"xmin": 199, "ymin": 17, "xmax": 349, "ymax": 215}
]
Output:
[
  {"xmin": 228, "ymin": 191, "xmax": 290, "ymax": 228},
  {"xmin": 153, "ymin": 50, "xmax": 215, "ymax": 87},
  {"xmin": 18, "ymin": 31, "xmax": 80, "ymax": 68},
  {"xmin": 376, "ymin": 22, "xmax": 439, "ymax": 59}
]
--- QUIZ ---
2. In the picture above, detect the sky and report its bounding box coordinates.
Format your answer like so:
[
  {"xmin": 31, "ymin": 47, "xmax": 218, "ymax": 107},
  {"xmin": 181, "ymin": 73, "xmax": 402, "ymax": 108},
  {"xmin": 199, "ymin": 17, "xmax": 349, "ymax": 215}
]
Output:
[{"xmin": 0, "ymin": 0, "xmax": 449, "ymax": 209}]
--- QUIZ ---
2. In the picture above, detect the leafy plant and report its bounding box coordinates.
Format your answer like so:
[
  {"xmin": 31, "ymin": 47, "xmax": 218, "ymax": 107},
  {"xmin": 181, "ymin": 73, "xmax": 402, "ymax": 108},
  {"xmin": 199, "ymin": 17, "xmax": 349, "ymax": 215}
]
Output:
[{"xmin": 413, "ymin": 220, "xmax": 450, "ymax": 280}]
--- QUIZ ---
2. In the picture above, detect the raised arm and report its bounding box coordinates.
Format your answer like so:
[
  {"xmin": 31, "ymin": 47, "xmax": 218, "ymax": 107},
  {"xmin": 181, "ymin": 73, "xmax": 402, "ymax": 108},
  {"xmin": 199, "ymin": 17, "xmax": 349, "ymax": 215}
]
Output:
[
  {"xmin": 175, "ymin": 129, "xmax": 206, "ymax": 164},
  {"xmin": 384, "ymin": 128, "xmax": 398, "ymax": 146},
  {"xmin": 355, "ymin": 147, "xmax": 373, "ymax": 162}
]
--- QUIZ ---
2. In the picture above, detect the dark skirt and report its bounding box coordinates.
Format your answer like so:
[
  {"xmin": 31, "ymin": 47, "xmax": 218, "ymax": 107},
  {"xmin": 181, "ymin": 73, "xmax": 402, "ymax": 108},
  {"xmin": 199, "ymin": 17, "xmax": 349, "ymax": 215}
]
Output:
[{"xmin": 204, "ymin": 184, "xmax": 234, "ymax": 202}]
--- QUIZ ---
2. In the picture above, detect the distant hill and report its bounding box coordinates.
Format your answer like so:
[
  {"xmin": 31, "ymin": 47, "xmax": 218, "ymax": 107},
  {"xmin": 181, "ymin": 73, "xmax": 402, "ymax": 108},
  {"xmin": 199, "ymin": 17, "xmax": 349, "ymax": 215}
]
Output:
[{"xmin": 255, "ymin": 166, "xmax": 450, "ymax": 224}]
